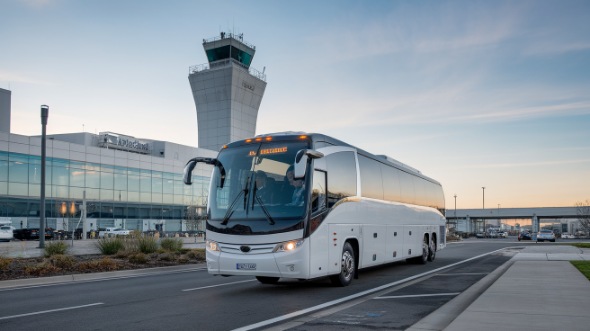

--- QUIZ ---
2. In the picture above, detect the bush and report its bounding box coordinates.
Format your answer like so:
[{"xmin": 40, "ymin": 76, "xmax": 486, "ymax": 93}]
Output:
[
  {"xmin": 0, "ymin": 257, "xmax": 13, "ymax": 271},
  {"xmin": 49, "ymin": 254, "xmax": 75, "ymax": 269},
  {"xmin": 160, "ymin": 238, "xmax": 183, "ymax": 252},
  {"xmin": 77, "ymin": 257, "xmax": 119, "ymax": 272},
  {"xmin": 158, "ymin": 253, "xmax": 175, "ymax": 262},
  {"xmin": 24, "ymin": 262, "xmax": 60, "ymax": 277},
  {"xmin": 137, "ymin": 236, "xmax": 158, "ymax": 254},
  {"xmin": 97, "ymin": 237, "xmax": 125, "ymax": 255},
  {"xmin": 128, "ymin": 253, "xmax": 149, "ymax": 264},
  {"xmin": 186, "ymin": 249, "xmax": 206, "ymax": 261},
  {"xmin": 44, "ymin": 241, "xmax": 69, "ymax": 257}
]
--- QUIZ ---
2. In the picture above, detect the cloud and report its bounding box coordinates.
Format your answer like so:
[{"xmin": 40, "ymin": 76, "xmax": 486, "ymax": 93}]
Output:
[
  {"xmin": 458, "ymin": 158, "xmax": 590, "ymax": 170},
  {"xmin": 19, "ymin": 0, "xmax": 54, "ymax": 9},
  {"xmin": 0, "ymin": 70, "xmax": 52, "ymax": 86}
]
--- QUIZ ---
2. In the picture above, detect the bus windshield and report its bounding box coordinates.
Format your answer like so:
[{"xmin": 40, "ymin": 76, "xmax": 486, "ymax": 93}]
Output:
[{"xmin": 207, "ymin": 140, "xmax": 310, "ymax": 235}]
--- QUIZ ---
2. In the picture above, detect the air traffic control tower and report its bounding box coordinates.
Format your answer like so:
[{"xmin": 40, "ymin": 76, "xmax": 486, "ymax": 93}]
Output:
[{"xmin": 188, "ymin": 32, "xmax": 267, "ymax": 151}]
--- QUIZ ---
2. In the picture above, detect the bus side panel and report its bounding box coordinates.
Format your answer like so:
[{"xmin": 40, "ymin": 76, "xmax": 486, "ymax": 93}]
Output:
[
  {"xmin": 308, "ymin": 221, "xmax": 330, "ymax": 278},
  {"xmin": 386, "ymin": 225, "xmax": 404, "ymax": 262},
  {"xmin": 403, "ymin": 225, "xmax": 422, "ymax": 258},
  {"xmin": 328, "ymin": 223, "xmax": 360, "ymax": 275},
  {"xmin": 360, "ymin": 225, "xmax": 386, "ymax": 268}
]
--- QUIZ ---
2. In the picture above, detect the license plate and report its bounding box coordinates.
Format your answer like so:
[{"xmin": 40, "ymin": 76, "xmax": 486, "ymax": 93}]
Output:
[{"xmin": 236, "ymin": 263, "xmax": 256, "ymax": 270}]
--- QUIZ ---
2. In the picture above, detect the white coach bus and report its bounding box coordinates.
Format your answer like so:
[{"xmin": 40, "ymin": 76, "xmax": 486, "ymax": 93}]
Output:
[{"xmin": 183, "ymin": 132, "xmax": 446, "ymax": 286}]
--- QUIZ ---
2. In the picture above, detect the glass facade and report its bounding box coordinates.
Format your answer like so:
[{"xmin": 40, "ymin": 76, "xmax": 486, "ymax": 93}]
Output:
[{"xmin": 0, "ymin": 150, "xmax": 210, "ymax": 231}]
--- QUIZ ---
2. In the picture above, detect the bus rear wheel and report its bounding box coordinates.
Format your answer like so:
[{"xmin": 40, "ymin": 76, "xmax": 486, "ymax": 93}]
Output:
[
  {"xmin": 427, "ymin": 236, "xmax": 436, "ymax": 262},
  {"xmin": 330, "ymin": 242, "xmax": 355, "ymax": 287},
  {"xmin": 256, "ymin": 276, "xmax": 280, "ymax": 284}
]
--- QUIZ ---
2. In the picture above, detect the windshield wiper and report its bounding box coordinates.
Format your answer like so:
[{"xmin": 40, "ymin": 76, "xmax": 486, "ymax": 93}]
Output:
[
  {"xmin": 251, "ymin": 183, "xmax": 275, "ymax": 225},
  {"xmin": 220, "ymin": 190, "xmax": 244, "ymax": 226},
  {"xmin": 254, "ymin": 195, "xmax": 275, "ymax": 225},
  {"xmin": 221, "ymin": 176, "xmax": 251, "ymax": 226}
]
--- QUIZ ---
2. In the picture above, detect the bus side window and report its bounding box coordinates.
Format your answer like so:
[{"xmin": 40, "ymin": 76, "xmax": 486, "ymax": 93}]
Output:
[{"xmin": 311, "ymin": 170, "xmax": 326, "ymax": 213}]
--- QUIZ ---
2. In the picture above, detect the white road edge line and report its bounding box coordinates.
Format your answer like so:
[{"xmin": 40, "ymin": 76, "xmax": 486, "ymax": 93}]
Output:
[
  {"xmin": 374, "ymin": 292, "xmax": 460, "ymax": 300},
  {"xmin": 231, "ymin": 247, "xmax": 507, "ymax": 331},
  {"xmin": 182, "ymin": 279, "xmax": 257, "ymax": 291},
  {"xmin": 0, "ymin": 302, "xmax": 104, "ymax": 321}
]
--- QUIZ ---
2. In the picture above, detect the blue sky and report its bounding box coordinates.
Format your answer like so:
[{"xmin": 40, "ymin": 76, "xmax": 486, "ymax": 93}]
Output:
[{"xmin": 1, "ymin": 0, "xmax": 589, "ymax": 208}]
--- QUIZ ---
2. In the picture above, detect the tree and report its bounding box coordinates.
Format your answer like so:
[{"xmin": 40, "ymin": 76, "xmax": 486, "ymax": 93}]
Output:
[
  {"xmin": 575, "ymin": 199, "xmax": 590, "ymax": 237},
  {"xmin": 185, "ymin": 205, "xmax": 205, "ymax": 233}
]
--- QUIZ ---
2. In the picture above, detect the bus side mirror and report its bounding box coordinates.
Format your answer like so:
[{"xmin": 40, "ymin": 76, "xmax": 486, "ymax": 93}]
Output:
[
  {"xmin": 294, "ymin": 150, "xmax": 323, "ymax": 179},
  {"xmin": 183, "ymin": 157, "xmax": 226, "ymax": 188}
]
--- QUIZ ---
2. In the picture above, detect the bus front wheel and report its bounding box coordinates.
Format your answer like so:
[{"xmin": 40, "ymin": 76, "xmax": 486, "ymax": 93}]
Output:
[{"xmin": 330, "ymin": 242, "xmax": 355, "ymax": 287}]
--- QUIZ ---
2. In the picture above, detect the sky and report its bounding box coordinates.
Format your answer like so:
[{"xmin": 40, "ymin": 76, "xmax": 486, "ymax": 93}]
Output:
[{"xmin": 1, "ymin": 0, "xmax": 589, "ymax": 209}]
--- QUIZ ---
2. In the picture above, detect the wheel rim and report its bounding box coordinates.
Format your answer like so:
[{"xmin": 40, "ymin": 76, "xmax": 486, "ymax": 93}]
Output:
[
  {"xmin": 341, "ymin": 250, "xmax": 354, "ymax": 281},
  {"xmin": 422, "ymin": 241, "xmax": 428, "ymax": 259}
]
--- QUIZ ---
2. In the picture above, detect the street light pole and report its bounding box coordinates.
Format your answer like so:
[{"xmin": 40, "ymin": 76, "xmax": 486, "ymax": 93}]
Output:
[
  {"xmin": 454, "ymin": 194, "xmax": 457, "ymax": 228},
  {"xmin": 482, "ymin": 187, "xmax": 485, "ymax": 209},
  {"xmin": 39, "ymin": 105, "xmax": 49, "ymax": 249}
]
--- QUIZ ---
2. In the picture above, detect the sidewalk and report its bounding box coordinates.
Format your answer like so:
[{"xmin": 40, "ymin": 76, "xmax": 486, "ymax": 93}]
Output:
[
  {"xmin": 409, "ymin": 245, "xmax": 590, "ymax": 331},
  {"xmin": 0, "ymin": 236, "xmax": 206, "ymax": 258}
]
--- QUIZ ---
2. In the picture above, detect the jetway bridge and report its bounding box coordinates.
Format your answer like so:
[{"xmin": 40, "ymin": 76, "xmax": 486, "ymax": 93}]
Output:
[{"xmin": 445, "ymin": 207, "xmax": 582, "ymax": 234}]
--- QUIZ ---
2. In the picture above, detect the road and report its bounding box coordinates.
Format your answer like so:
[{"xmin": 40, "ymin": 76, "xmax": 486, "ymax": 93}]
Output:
[{"xmin": 0, "ymin": 240, "xmax": 533, "ymax": 330}]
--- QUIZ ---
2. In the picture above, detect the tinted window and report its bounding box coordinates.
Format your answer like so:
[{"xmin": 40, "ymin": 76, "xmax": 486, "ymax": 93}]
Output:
[
  {"xmin": 358, "ymin": 155, "xmax": 383, "ymax": 200},
  {"xmin": 382, "ymin": 165, "xmax": 401, "ymax": 202},
  {"xmin": 326, "ymin": 152, "xmax": 357, "ymax": 207}
]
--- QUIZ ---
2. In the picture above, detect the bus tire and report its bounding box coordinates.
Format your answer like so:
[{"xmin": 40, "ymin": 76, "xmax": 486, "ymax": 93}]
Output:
[
  {"xmin": 408, "ymin": 237, "xmax": 429, "ymax": 264},
  {"xmin": 330, "ymin": 242, "xmax": 355, "ymax": 287},
  {"xmin": 427, "ymin": 236, "xmax": 436, "ymax": 262},
  {"xmin": 256, "ymin": 276, "xmax": 280, "ymax": 284}
]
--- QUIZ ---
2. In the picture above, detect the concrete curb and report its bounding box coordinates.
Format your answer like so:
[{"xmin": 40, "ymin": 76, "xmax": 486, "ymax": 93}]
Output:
[
  {"xmin": 0, "ymin": 263, "xmax": 207, "ymax": 290},
  {"xmin": 406, "ymin": 257, "xmax": 514, "ymax": 331}
]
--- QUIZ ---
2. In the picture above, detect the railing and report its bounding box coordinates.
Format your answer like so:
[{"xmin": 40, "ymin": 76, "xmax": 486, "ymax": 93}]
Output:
[
  {"xmin": 189, "ymin": 58, "xmax": 266, "ymax": 82},
  {"xmin": 202, "ymin": 32, "xmax": 256, "ymax": 50}
]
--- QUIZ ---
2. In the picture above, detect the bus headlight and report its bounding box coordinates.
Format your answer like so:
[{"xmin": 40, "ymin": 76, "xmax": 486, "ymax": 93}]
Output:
[
  {"xmin": 206, "ymin": 240, "xmax": 220, "ymax": 252},
  {"xmin": 273, "ymin": 239, "xmax": 304, "ymax": 253}
]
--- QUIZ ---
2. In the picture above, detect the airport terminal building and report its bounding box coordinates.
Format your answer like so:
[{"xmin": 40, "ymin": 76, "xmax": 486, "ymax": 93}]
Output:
[
  {"xmin": 0, "ymin": 128, "xmax": 215, "ymax": 233},
  {"xmin": 0, "ymin": 31, "xmax": 266, "ymax": 234}
]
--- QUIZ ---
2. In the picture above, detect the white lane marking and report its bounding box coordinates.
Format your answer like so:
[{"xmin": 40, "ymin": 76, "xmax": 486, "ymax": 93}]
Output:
[
  {"xmin": 232, "ymin": 247, "xmax": 507, "ymax": 331},
  {"xmin": 0, "ymin": 302, "xmax": 104, "ymax": 321},
  {"xmin": 374, "ymin": 292, "xmax": 460, "ymax": 300},
  {"xmin": 182, "ymin": 279, "xmax": 257, "ymax": 291}
]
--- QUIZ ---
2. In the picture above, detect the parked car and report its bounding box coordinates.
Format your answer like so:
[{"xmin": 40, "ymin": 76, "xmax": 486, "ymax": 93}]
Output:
[
  {"xmin": 476, "ymin": 232, "xmax": 485, "ymax": 238},
  {"xmin": 98, "ymin": 227, "xmax": 131, "ymax": 238},
  {"xmin": 0, "ymin": 226, "xmax": 14, "ymax": 242},
  {"xmin": 518, "ymin": 231, "xmax": 532, "ymax": 241},
  {"xmin": 537, "ymin": 229, "xmax": 556, "ymax": 242},
  {"xmin": 497, "ymin": 231, "xmax": 508, "ymax": 238},
  {"xmin": 12, "ymin": 228, "xmax": 54, "ymax": 240},
  {"xmin": 561, "ymin": 233, "xmax": 575, "ymax": 239}
]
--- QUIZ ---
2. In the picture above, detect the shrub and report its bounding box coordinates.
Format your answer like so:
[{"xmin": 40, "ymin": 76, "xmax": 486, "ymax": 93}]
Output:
[
  {"xmin": 186, "ymin": 249, "xmax": 206, "ymax": 261},
  {"xmin": 128, "ymin": 253, "xmax": 148, "ymax": 264},
  {"xmin": 0, "ymin": 257, "xmax": 13, "ymax": 271},
  {"xmin": 160, "ymin": 238, "xmax": 183, "ymax": 252},
  {"xmin": 178, "ymin": 255, "xmax": 189, "ymax": 264},
  {"xmin": 44, "ymin": 241, "xmax": 69, "ymax": 257},
  {"xmin": 49, "ymin": 254, "xmax": 75, "ymax": 269},
  {"xmin": 97, "ymin": 237, "xmax": 125, "ymax": 255},
  {"xmin": 158, "ymin": 253, "xmax": 175, "ymax": 262},
  {"xmin": 24, "ymin": 262, "xmax": 60, "ymax": 277},
  {"xmin": 137, "ymin": 236, "xmax": 158, "ymax": 254},
  {"xmin": 77, "ymin": 257, "xmax": 119, "ymax": 272}
]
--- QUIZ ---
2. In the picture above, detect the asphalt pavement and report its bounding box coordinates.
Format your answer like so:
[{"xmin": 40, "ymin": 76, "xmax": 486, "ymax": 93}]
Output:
[{"xmin": 1, "ymin": 238, "xmax": 589, "ymax": 331}]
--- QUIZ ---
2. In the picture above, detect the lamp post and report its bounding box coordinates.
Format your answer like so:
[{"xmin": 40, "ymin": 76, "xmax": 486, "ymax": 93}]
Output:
[
  {"xmin": 39, "ymin": 105, "xmax": 49, "ymax": 249},
  {"xmin": 454, "ymin": 194, "xmax": 457, "ymax": 229},
  {"xmin": 60, "ymin": 202, "xmax": 67, "ymax": 238},
  {"xmin": 481, "ymin": 187, "xmax": 486, "ymax": 234}
]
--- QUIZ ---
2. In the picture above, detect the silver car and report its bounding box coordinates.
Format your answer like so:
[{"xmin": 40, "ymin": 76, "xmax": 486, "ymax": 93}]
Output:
[
  {"xmin": 536, "ymin": 229, "xmax": 556, "ymax": 242},
  {"xmin": 0, "ymin": 226, "xmax": 14, "ymax": 242}
]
